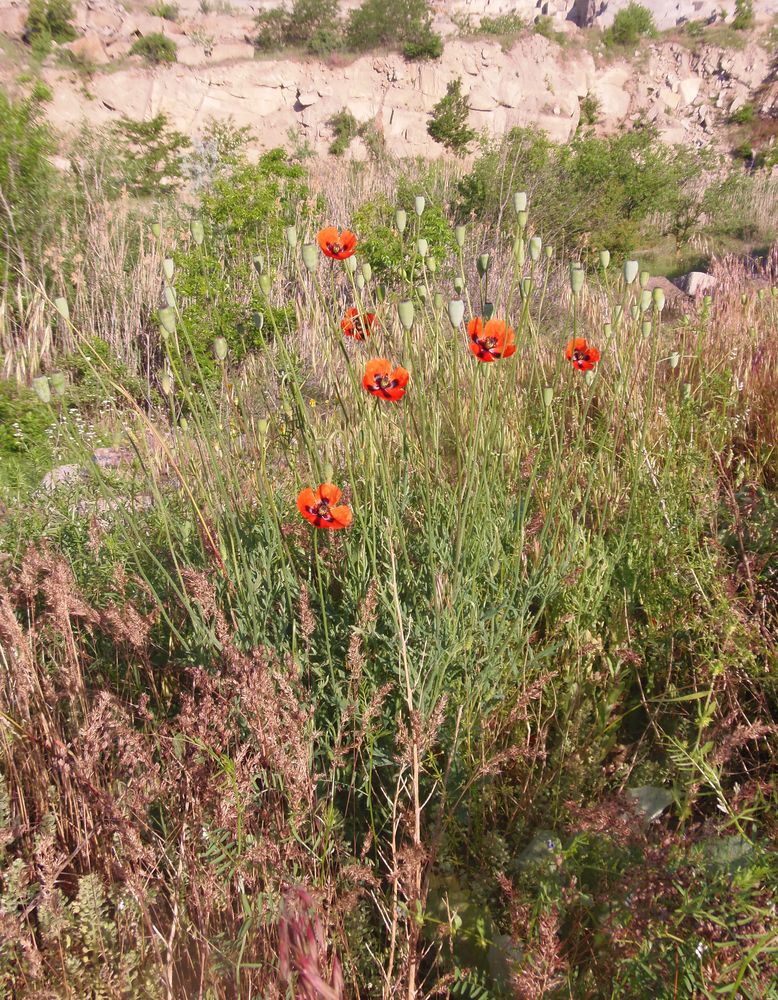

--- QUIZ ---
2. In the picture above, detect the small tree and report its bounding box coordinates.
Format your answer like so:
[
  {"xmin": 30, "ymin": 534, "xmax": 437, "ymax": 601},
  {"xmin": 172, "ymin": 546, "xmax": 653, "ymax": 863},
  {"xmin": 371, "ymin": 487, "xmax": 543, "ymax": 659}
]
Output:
[
  {"xmin": 111, "ymin": 114, "xmax": 190, "ymax": 197},
  {"xmin": 130, "ymin": 33, "xmax": 178, "ymax": 64},
  {"xmin": 604, "ymin": 2, "xmax": 657, "ymax": 46},
  {"xmin": 427, "ymin": 78, "xmax": 476, "ymax": 156},
  {"xmin": 346, "ymin": 0, "xmax": 442, "ymax": 60}
]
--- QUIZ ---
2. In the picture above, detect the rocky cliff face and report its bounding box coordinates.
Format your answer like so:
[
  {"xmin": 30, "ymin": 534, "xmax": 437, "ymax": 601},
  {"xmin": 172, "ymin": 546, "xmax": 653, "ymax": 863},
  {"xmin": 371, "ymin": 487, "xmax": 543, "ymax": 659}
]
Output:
[{"xmin": 0, "ymin": 0, "xmax": 776, "ymax": 159}]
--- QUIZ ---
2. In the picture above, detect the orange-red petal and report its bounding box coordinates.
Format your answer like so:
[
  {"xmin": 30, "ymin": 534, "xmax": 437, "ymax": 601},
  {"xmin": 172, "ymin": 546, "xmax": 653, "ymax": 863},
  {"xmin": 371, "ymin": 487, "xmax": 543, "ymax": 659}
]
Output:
[
  {"xmin": 317, "ymin": 483, "xmax": 342, "ymax": 506},
  {"xmin": 296, "ymin": 488, "xmax": 317, "ymax": 519},
  {"xmin": 328, "ymin": 505, "xmax": 353, "ymax": 528},
  {"xmin": 565, "ymin": 337, "xmax": 589, "ymax": 361},
  {"xmin": 318, "ymin": 227, "xmax": 358, "ymax": 260}
]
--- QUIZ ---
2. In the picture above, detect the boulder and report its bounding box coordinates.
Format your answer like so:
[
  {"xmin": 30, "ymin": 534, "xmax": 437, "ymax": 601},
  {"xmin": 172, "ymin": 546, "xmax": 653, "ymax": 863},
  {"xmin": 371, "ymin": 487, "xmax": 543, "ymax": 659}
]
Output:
[
  {"xmin": 63, "ymin": 32, "xmax": 110, "ymax": 66},
  {"xmin": 673, "ymin": 271, "xmax": 717, "ymax": 297}
]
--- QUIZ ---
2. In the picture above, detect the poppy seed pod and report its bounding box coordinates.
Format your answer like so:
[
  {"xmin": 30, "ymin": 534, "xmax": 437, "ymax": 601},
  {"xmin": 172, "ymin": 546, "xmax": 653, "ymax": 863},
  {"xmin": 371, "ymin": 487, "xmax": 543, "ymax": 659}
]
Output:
[
  {"xmin": 454, "ymin": 276, "xmax": 464, "ymax": 293},
  {"xmin": 642, "ymin": 320, "xmax": 652, "ymax": 337},
  {"xmin": 301, "ymin": 243, "xmax": 318, "ymax": 272},
  {"xmin": 213, "ymin": 337, "xmax": 228, "ymax": 361},
  {"xmin": 758, "ymin": 288, "xmax": 765, "ymax": 301},
  {"xmin": 257, "ymin": 418, "xmax": 270, "ymax": 438},
  {"xmin": 54, "ymin": 297, "xmax": 69, "ymax": 321},
  {"xmin": 529, "ymin": 236, "xmax": 542, "ymax": 261},
  {"xmin": 623, "ymin": 259, "xmax": 639, "ymax": 284},
  {"xmin": 584, "ymin": 369, "xmax": 596, "ymax": 386},
  {"xmin": 190, "ymin": 220, "xmax": 204, "ymax": 246},
  {"xmin": 426, "ymin": 256, "xmax": 437, "ymax": 273},
  {"xmin": 356, "ymin": 274, "xmax": 365, "ymax": 290},
  {"xmin": 640, "ymin": 289, "xmax": 652, "ymax": 312},
  {"xmin": 361, "ymin": 262, "xmax": 372, "ymax": 282},
  {"xmin": 344, "ymin": 255, "xmax": 358, "ymax": 274},
  {"xmin": 151, "ymin": 223, "xmax": 161, "ymax": 239},
  {"xmin": 514, "ymin": 237, "xmax": 525, "ymax": 267},
  {"xmin": 259, "ymin": 274, "xmax": 272, "ymax": 295},
  {"xmin": 639, "ymin": 270, "xmax": 650, "ymax": 289},
  {"xmin": 161, "ymin": 373, "xmax": 173, "ymax": 395},
  {"xmin": 741, "ymin": 292, "xmax": 748, "ymax": 305},
  {"xmin": 163, "ymin": 258, "xmax": 174, "ymax": 280},
  {"xmin": 599, "ymin": 249, "xmax": 610, "ymax": 270},
  {"xmin": 483, "ymin": 301, "xmax": 495, "ymax": 320},
  {"xmin": 416, "ymin": 284, "xmax": 427, "ymax": 301},
  {"xmin": 164, "ymin": 285, "xmax": 176, "ymax": 308},
  {"xmin": 32, "ymin": 376, "xmax": 51, "ymax": 404},
  {"xmin": 448, "ymin": 299, "xmax": 465, "ymax": 327},
  {"xmin": 179, "ymin": 417, "xmax": 188, "ymax": 432},
  {"xmin": 652, "ymin": 288, "xmax": 665, "ymax": 311},
  {"xmin": 252, "ymin": 311, "xmax": 265, "ymax": 330},
  {"xmin": 669, "ymin": 351, "xmax": 680, "ymax": 369},
  {"xmin": 50, "ymin": 372, "xmax": 66, "ymax": 397},
  {"xmin": 414, "ymin": 196, "xmax": 425, "ymax": 216},
  {"xmin": 158, "ymin": 307, "xmax": 176, "ymax": 335},
  {"xmin": 398, "ymin": 300, "xmax": 415, "ymax": 330},
  {"xmin": 417, "ymin": 238, "xmax": 429, "ymax": 257},
  {"xmin": 630, "ymin": 305, "xmax": 640, "ymax": 321},
  {"xmin": 252, "ymin": 255, "xmax": 263, "ymax": 274},
  {"xmin": 284, "ymin": 225, "xmax": 297, "ymax": 248},
  {"xmin": 517, "ymin": 210, "xmax": 528, "ymax": 231},
  {"xmin": 603, "ymin": 322, "xmax": 612, "ymax": 337},
  {"xmin": 477, "ymin": 253, "xmax": 490, "ymax": 276},
  {"xmin": 433, "ymin": 291, "xmax": 443, "ymax": 309},
  {"xmin": 395, "ymin": 209, "xmax": 407, "ymax": 233},
  {"xmin": 521, "ymin": 276, "xmax": 532, "ymax": 298},
  {"xmin": 772, "ymin": 286, "xmax": 778, "ymax": 298},
  {"xmin": 544, "ymin": 245, "xmax": 554, "ymax": 259},
  {"xmin": 513, "ymin": 191, "xmax": 527, "ymax": 213},
  {"xmin": 542, "ymin": 386, "xmax": 553, "ymax": 407},
  {"xmin": 613, "ymin": 304, "xmax": 624, "ymax": 325},
  {"xmin": 570, "ymin": 265, "xmax": 584, "ymax": 295},
  {"xmin": 454, "ymin": 225, "xmax": 466, "ymax": 248}
]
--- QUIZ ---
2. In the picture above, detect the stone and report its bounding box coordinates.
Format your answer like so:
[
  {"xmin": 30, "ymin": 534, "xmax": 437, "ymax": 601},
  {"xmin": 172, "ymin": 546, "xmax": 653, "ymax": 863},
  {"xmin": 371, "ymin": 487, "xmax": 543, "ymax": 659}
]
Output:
[
  {"xmin": 41, "ymin": 464, "xmax": 86, "ymax": 490},
  {"xmin": 678, "ymin": 76, "xmax": 701, "ymax": 107},
  {"xmin": 673, "ymin": 271, "xmax": 717, "ymax": 297},
  {"xmin": 63, "ymin": 32, "xmax": 110, "ymax": 66}
]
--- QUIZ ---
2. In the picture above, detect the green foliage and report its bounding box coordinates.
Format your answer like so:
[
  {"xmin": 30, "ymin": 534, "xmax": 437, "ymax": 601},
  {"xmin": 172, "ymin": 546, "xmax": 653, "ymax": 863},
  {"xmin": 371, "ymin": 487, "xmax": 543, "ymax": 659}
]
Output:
[
  {"xmin": 111, "ymin": 114, "xmax": 190, "ymax": 198},
  {"xmin": 478, "ymin": 13, "xmax": 526, "ymax": 36},
  {"xmin": 533, "ymin": 14, "xmax": 567, "ymax": 45},
  {"xmin": 729, "ymin": 102, "xmax": 756, "ymax": 124},
  {"xmin": 186, "ymin": 117, "xmax": 253, "ymax": 190},
  {"xmin": 579, "ymin": 91, "xmax": 601, "ymax": 127},
  {"xmin": 328, "ymin": 108, "xmax": 360, "ymax": 156},
  {"xmin": 253, "ymin": 8, "xmax": 288, "ymax": 51},
  {"xmin": 427, "ymin": 77, "xmax": 477, "ymax": 156},
  {"xmin": 0, "ymin": 379, "xmax": 53, "ymax": 458},
  {"xmin": 30, "ymin": 79, "xmax": 53, "ymax": 103},
  {"xmin": 60, "ymin": 337, "xmax": 151, "ymax": 409},
  {"xmin": 254, "ymin": 0, "xmax": 342, "ymax": 55},
  {"xmin": 149, "ymin": 2, "xmax": 179, "ymax": 19},
  {"xmin": 732, "ymin": 0, "xmax": 754, "ymax": 30},
  {"xmin": 346, "ymin": 0, "xmax": 443, "ymax": 60},
  {"xmin": 130, "ymin": 32, "xmax": 178, "ymax": 64},
  {"xmin": 0, "ymin": 88, "xmax": 58, "ymax": 274},
  {"xmin": 604, "ymin": 2, "xmax": 657, "ymax": 46},
  {"xmin": 24, "ymin": 0, "xmax": 76, "ymax": 53}
]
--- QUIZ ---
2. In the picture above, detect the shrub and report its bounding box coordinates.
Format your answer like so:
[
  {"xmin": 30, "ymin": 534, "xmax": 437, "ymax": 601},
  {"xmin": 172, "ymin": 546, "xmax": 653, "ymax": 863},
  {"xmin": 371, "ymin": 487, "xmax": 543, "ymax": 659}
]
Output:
[
  {"xmin": 61, "ymin": 337, "xmax": 150, "ymax": 410},
  {"xmin": 346, "ymin": 0, "xmax": 442, "ymax": 60},
  {"xmin": 254, "ymin": 8, "xmax": 288, "ymax": 51},
  {"xmin": 0, "ymin": 380, "xmax": 53, "ymax": 459},
  {"xmin": 427, "ymin": 77, "xmax": 476, "ymax": 156},
  {"xmin": 533, "ymin": 14, "xmax": 566, "ymax": 45},
  {"xmin": 254, "ymin": 0, "xmax": 342, "ymax": 55},
  {"xmin": 478, "ymin": 13, "xmax": 526, "ymax": 35},
  {"xmin": 111, "ymin": 114, "xmax": 190, "ymax": 198},
  {"xmin": 604, "ymin": 2, "xmax": 657, "ymax": 46},
  {"xmin": 149, "ymin": 2, "xmax": 179, "ymax": 19},
  {"xmin": 732, "ymin": 0, "xmax": 754, "ymax": 30},
  {"xmin": 130, "ymin": 32, "xmax": 178, "ymax": 64},
  {"xmin": 24, "ymin": 0, "xmax": 77, "ymax": 52},
  {"xmin": 729, "ymin": 102, "xmax": 756, "ymax": 124},
  {"xmin": 327, "ymin": 109, "xmax": 360, "ymax": 156},
  {"xmin": 579, "ymin": 91, "xmax": 601, "ymax": 127}
]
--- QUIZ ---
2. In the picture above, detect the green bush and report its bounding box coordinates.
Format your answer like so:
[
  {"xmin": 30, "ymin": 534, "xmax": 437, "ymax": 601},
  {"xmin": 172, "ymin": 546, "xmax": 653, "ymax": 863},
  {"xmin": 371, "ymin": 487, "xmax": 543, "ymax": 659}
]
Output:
[
  {"xmin": 24, "ymin": 0, "xmax": 77, "ymax": 53},
  {"xmin": 604, "ymin": 2, "xmax": 657, "ymax": 46},
  {"xmin": 149, "ymin": 2, "xmax": 179, "ymax": 20},
  {"xmin": 478, "ymin": 13, "xmax": 526, "ymax": 35},
  {"xmin": 254, "ymin": 0, "xmax": 342, "ymax": 55},
  {"xmin": 732, "ymin": 0, "xmax": 754, "ymax": 30},
  {"xmin": 579, "ymin": 92, "xmax": 601, "ymax": 127},
  {"xmin": 427, "ymin": 77, "xmax": 476, "ymax": 156},
  {"xmin": 346, "ymin": 0, "xmax": 442, "ymax": 60},
  {"xmin": 327, "ymin": 109, "xmax": 360, "ymax": 156},
  {"xmin": 111, "ymin": 114, "xmax": 190, "ymax": 198},
  {"xmin": 729, "ymin": 102, "xmax": 756, "ymax": 124},
  {"xmin": 254, "ymin": 9, "xmax": 288, "ymax": 51},
  {"xmin": 130, "ymin": 33, "xmax": 178, "ymax": 64},
  {"xmin": 0, "ymin": 380, "xmax": 53, "ymax": 459},
  {"xmin": 533, "ymin": 14, "xmax": 567, "ymax": 44}
]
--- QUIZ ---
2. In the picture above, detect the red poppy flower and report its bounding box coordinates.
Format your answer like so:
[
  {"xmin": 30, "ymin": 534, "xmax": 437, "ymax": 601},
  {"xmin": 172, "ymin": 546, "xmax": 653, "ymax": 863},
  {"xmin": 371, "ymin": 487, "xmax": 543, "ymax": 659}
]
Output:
[
  {"xmin": 362, "ymin": 358, "xmax": 409, "ymax": 402},
  {"xmin": 317, "ymin": 227, "xmax": 358, "ymax": 260},
  {"xmin": 296, "ymin": 483, "xmax": 352, "ymax": 530},
  {"xmin": 565, "ymin": 337, "xmax": 601, "ymax": 371},
  {"xmin": 467, "ymin": 317, "xmax": 517, "ymax": 362},
  {"xmin": 341, "ymin": 308, "xmax": 376, "ymax": 340}
]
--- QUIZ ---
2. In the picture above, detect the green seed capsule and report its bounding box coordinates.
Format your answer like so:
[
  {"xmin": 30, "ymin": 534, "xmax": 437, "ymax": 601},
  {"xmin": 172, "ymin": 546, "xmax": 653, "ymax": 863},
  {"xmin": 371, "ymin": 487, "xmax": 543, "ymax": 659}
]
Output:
[
  {"xmin": 652, "ymin": 288, "xmax": 665, "ymax": 311},
  {"xmin": 639, "ymin": 270, "xmax": 650, "ymax": 289},
  {"xmin": 158, "ymin": 307, "xmax": 176, "ymax": 334},
  {"xmin": 544, "ymin": 245, "xmax": 553, "ymax": 259},
  {"xmin": 640, "ymin": 289, "xmax": 652, "ymax": 312},
  {"xmin": 361, "ymin": 262, "xmax": 372, "ymax": 282},
  {"xmin": 398, "ymin": 300, "xmax": 415, "ymax": 330},
  {"xmin": 416, "ymin": 284, "xmax": 427, "ymax": 301},
  {"xmin": 542, "ymin": 386, "xmax": 553, "ymax": 407},
  {"xmin": 669, "ymin": 351, "xmax": 680, "ymax": 369},
  {"xmin": 414, "ymin": 196, "xmax": 425, "ymax": 216},
  {"xmin": 584, "ymin": 369, "xmax": 596, "ymax": 386},
  {"xmin": 151, "ymin": 223, "xmax": 162, "ymax": 239},
  {"xmin": 599, "ymin": 249, "xmax": 610, "ymax": 270},
  {"xmin": 613, "ymin": 305, "xmax": 623, "ymax": 325},
  {"xmin": 447, "ymin": 299, "xmax": 464, "ymax": 327},
  {"xmin": 570, "ymin": 265, "xmax": 584, "ymax": 295},
  {"xmin": 454, "ymin": 225, "xmax": 466, "ymax": 248},
  {"xmin": 483, "ymin": 301, "xmax": 495, "ymax": 320},
  {"xmin": 54, "ymin": 297, "xmax": 69, "ymax": 321},
  {"xmin": 164, "ymin": 285, "xmax": 176, "ymax": 308},
  {"xmin": 433, "ymin": 291, "xmax": 443, "ymax": 309},
  {"xmin": 395, "ymin": 209, "xmax": 407, "ymax": 233},
  {"xmin": 356, "ymin": 274, "xmax": 365, "ymax": 290},
  {"xmin": 514, "ymin": 237, "xmax": 525, "ymax": 267},
  {"xmin": 302, "ymin": 243, "xmax": 318, "ymax": 272},
  {"xmin": 259, "ymin": 274, "xmax": 272, "ymax": 295},
  {"xmin": 50, "ymin": 372, "xmax": 66, "ymax": 396},
  {"xmin": 517, "ymin": 210, "xmax": 528, "ymax": 231},
  {"xmin": 190, "ymin": 220, "xmax": 204, "ymax": 246},
  {"xmin": 681, "ymin": 382, "xmax": 691, "ymax": 401},
  {"xmin": 163, "ymin": 258, "xmax": 174, "ymax": 280},
  {"xmin": 179, "ymin": 417, "xmax": 188, "ymax": 431},
  {"xmin": 630, "ymin": 305, "xmax": 640, "ymax": 321},
  {"xmin": 477, "ymin": 253, "xmax": 490, "ymax": 276},
  {"xmin": 529, "ymin": 236, "xmax": 542, "ymax": 261},
  {"xmin": 603, "ymin": 322, "xmax": 612, "ymax": 337},
  {"xmin": 521, "ymin": 276, "xmax": 532, "ymax": 298},
  {"xmin": 454, "ymin": 276, "xmax": 464, "ymax": 293},
  {"xmin": 344, "ymin": 255, "xmax": 358, "ymax": 274},
  {"xmin": 161, "ymin": 373, "xmax": 173, "ymax": 395},
  {"xmin": 417, "ymin": 238, "xmax": 429, "ymax": 257},
  {"xmin": 642, "ymin": 320, "xmax": 652, "ymax": 337},
  {"xmin": 32, "ymin": 376, "xmax": 51, "ymax": 404},
  {"xmin": 214, "ymin": 337, "xmax": 228, "ymax": 361},
  {"xmin": 513, "ymin": 192, "xmax": 527, "ymax": 213},
  {"xmin": 426, "ymin": 257, "xmax": 437, "ymax": 273},
  {"xmin": 623, "ymin": 259, "xmax": 639, "ymax": 284},
  {"xmin": 284, "ymin": 225, "xmax": 297, "ymax": 248}
]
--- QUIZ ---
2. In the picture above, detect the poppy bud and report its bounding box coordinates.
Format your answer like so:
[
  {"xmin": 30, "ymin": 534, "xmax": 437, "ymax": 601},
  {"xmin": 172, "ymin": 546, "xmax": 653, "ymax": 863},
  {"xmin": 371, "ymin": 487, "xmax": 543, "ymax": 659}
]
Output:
[
  {"xmin": 454, "ymin": 225, "xmax": 466, "ymax": 248},
  {"xmin": 161, "ymin": 372, "xmax": 173, "ymax": 395},
  {"xmin": 54, "ymin": 297, "xmax": 69, "ymax": 321},
  {"xmin": 513, "ymin": 192, "xmax": 527, "ymax": 213},
  {"xmin": 302, "ymin": 243, "xmax": 318, "ymax": 272},
  {"xmin": 517, "ymin": 210, "xmax": 528, "ymax": 231},
  {"xmin": 584, "ymin": 369, "xmax": 596, "ymax": 386},
  {"xmin": 623, "ymin": 260, "xmax": 639, "ymax": 284},
  {"xmin": 433, "ymin": 291, "xmax": 443, "ymax": 308},
  {"xmin": 542, "ymin": 386, "xmax": 553, "ymax": 407},
  {"xmin": 252, "ymin": 311, "xmax": 264, "ymax": 330},
  {"xmin": 356, "ymin": 274, "xmax": 365, "ymax": 290},
  {"xmin": 454, "ymin": 276, "xmax": 464, "ymax": 293},
  {"xmin": 652, "ymin": 288, "xmax": 665, "ymax": 311},
  {"xmin": 416, "ymin": 284, "xmax": 427, "ymax": 301},
  {"xmin": 477, "ymin": 253, "xmax": 490, "ymax": 276},
  {"xmin": 681, "ymin": 382, "xmax": 691, "ymax": 401},
  {"xmin": 344, "ymin": 255, "xmax": 358, "ymax": 273},
  {"xmin": 514, "ymin": 237, "xmax": 525, "ymax": 267},
  {"xmin": 613, "ymin": 304, "xmax": 623, "ymax": 325},
  {"xmin": 640, "ymin": 289, "xmax": 652, "ymax": 312},
  {"xmin": 398, "ymin": 300, "xmax": 415, "ymax": 330},
  {"xmin": 529, "ymin": 236, "xmax": 542, "ymax": 261},
  {"xmin": 284, "ymin": 225, "xmax": 297, "ymax": 248},
  {"xmin": 544, "ymin": 245, "xmax": 554, "ymax": 259},
  {"xmin": 190, "ymin": 220, "xmax": 204, "ymax": 246},
  {"xmin": 414, "ymin": 196, "xmax": 425, "ymax": 216},
  {"xmin": 259, "ymin": 274, "xmax": 272, "ymax": 295},
  {"xmin": 669, "ymin": 351, "xmax": 680, "ymax": 369},
  {"xmin": 32, "ymin": 376, "xmax": 51, "ymax": 404},
  {"xmin": 630, "ymin": 305, "xmax": 640, "ymax": 321},
  {"xmin": 599, "ymin": 250, "xmax": 610, "ymax": 270},
  {"xmin": 257, "ymin": 418, "xmax": 269, "ymax": 438},
  {"xmin": 603, "ymin": 322, "xmax": 612, "ymax": 337},
  {"xmin": 361, "ymin": 262, "xmax": 372, "ymax": 282},
  {"xmin": 213, "ymin": 337, "xmax": 228, "ymax": 361},
  {"xmin": 757, "ymin": 288, "xmax": 765, "ymax": 301},
  {"xmin": 322, "ymin": 461, "xmax": 334, "ymax": 483},
  {"xmin": 483, "ymin": 301, "xmax": 495, "ymax": 320},
  {"xmin": 376, "ymin": 284, "xmax": 387, "ymax": 301},
  {"xmin": 163, "ymin": 258, "xmax": 175, "ymax": 280},
  {"xmin": 639, "ymin": 270, "xmax": 650, "ymax": 289},
  {"xmin": 417, "ymin": 238, "xmax": 429, "ymax": 257},
  {"xmin": 158, "ymin": 307, "xmax": 176, "ymax": 334},
  {"xmin": 426, "ymin": 256, "xmax": 437, "ymax": 273},
  {"xmin": 164, "ymin": 285, "xmax": 176, "ymax": 308},
  {"xmin": 447, "ymin": 299, "xmax": 465, "ymax": 327},
  {"xmin": 179, "ymin": 417, "xmax": 188, "ymax": 431},
  {"xmin": 395, "ymin": 209, "xmax": 407, "ymax": 233},
  {"xmin": 570, "ymin": 265, "xmax": 584, "ymax": 295},
  {"xmin": 50, "ymin": 372, "xmax": 66, "ymax": 397},
  {"xmin": 521, "ymin": 276, "xmax": 532, "ymax": 298},
  {"xmin": 151, "ymin": 222, "xmax": 162, "ymax": 239},
  {"xmin": 642, "ymin": 320, "xmax": 652, "ymax": 337}
]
